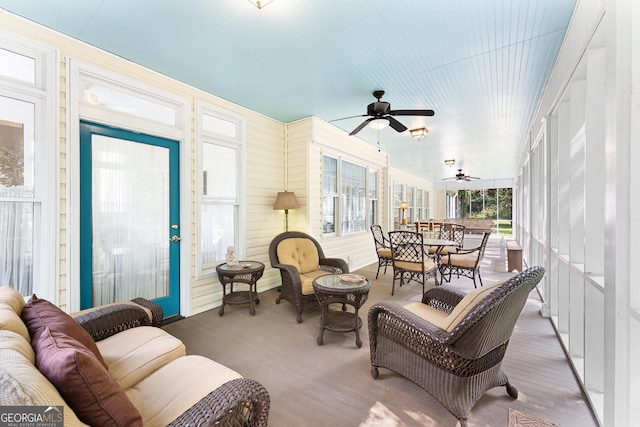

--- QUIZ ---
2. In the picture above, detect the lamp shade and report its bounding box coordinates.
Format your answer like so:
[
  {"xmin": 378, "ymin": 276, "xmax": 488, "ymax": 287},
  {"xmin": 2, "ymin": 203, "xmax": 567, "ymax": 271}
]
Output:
[
  {"xmin": 399, "ymin": 201, "xmax": 408, "ymax": 210},
  {"xmin": 273, "ymin": 191, "xmax": 300, "ymax": 210}
]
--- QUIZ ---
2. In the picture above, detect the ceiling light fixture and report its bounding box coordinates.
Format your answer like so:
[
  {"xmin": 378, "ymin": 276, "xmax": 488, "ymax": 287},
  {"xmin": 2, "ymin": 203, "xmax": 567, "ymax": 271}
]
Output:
[
  {"xmin": 409, "ymin": 127, "xmax": 428, "ymax": 141},
  {"xmin": 444, "ymin": 159, "xmax": 456, "ymax": 167},
  {"xmin": 248, "ymin": 0, "xmax": 274, "ymax": 9},
  {"xmin": 368, "ymin": 118, "xmax": 389, "ymax": 130}
]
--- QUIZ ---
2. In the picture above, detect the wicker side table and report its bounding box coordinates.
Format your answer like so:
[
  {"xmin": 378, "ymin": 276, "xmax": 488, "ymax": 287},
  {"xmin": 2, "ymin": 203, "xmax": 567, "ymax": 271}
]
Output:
[
  {"xmin": 312, "ymin": 274, "xmax": 370, "ymax": 348},
  {"xmin": 216, "ymin": 261, "xmax": 265, "ymax": 316}
]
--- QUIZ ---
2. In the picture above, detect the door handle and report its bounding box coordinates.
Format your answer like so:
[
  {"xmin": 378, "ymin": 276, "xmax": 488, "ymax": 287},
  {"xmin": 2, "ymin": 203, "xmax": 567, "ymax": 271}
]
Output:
[{"xmin": 170, "ymin": 235, "xmax": 181, "ymax": 242}]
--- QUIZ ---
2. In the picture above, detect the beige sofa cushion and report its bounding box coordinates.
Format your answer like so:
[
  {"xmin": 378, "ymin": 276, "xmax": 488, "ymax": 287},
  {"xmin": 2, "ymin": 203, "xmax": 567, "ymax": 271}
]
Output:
[
  {"xmin": 97, "ymin": 326, "xmax": 186, "ymax": 390},
  {"xmin": 126, "ymin": 355, "xmax": 242, "ymax": 427},
  {"xmin": 277, "ymin": 238, "xmax": 320, "ymax": 274},
  {"xmin": 0, "ymin": 286, "xmax": 29, "ymax": 341},
  {"xmin": 0, "ymin": 330, "xmax": 87, "ymax": 426}
]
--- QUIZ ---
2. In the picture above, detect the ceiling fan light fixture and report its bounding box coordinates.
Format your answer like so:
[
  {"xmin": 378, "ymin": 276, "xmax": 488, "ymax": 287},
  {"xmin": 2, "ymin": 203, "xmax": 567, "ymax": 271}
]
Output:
[
  {"xmin": 410, "ymin": 127, "xmax": 428, "ymax": 141},
  {"xmin": 369, "ymin": 118, "xmax": 389, "ymax": 130},
  {"xmin": 248, "ymin": 0, "xmax": 274, "ymax": 9}
]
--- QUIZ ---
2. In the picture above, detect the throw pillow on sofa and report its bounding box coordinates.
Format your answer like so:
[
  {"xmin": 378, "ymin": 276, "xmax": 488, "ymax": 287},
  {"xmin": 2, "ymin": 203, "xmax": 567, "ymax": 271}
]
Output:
[
  {"xmin": 21, "ymin": 295, "xmax": 143, "ymax": 427},
  {"xmin": 34, "ymin": 327, "xmax": 143, "ymax": 426},
  {"xmin": 21, "ymin": 294, "xmax": 106, "ymax": 368}
]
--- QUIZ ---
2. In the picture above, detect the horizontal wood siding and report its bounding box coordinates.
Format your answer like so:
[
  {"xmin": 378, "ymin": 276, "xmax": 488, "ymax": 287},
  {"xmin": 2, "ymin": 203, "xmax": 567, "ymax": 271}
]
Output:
[{"xmin": 0, "ymin": 12, "xmax": 285, "ymax": 316}]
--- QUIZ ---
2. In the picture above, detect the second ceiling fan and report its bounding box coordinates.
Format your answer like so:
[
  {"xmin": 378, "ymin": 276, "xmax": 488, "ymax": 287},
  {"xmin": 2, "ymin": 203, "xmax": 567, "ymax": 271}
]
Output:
[
  {"xmin": 333, "ymin": 90, "xmax": 435, "ymax": 136},
  {"xmin": 442, "ymin": 169, "xmax": 481, "ymax": 182}
]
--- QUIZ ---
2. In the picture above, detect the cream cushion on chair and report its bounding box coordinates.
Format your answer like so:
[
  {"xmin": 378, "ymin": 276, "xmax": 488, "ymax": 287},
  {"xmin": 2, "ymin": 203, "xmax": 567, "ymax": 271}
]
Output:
[
  {"xmin": 404, "ymin": 280, "xmax": 502, "ymax": 332},
  {"xmin": 377, "ymin": 248, "xmax": 392, "ymax": 258},
  {"xmin": 277, "ymin": 238, "xmax": 320, "ymax": 273},
  {"xmin": 394, "ymin": 258, "xmax": 436, "ymax": 272},
  {"xmin": 277, "ymin": 238, "xmax": 330, "ymax": 295},
  {"xmin": 443, "ymin": 253, "xmax": 479, "ymax": 268}
]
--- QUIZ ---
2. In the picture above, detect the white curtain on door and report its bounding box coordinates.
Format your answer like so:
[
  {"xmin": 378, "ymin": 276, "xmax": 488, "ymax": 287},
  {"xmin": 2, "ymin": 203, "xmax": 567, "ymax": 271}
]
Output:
[
  {"xmin": 0, "ymin": 187, "xmax": 33, "ymax": 295},
  {"xmin": 91, "ymin": 136, "xmax": 170, "ymax": 305}
]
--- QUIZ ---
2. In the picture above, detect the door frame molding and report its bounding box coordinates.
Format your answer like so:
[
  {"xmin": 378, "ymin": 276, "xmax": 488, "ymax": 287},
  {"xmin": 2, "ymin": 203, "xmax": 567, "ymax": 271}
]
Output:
[{"xmin": 66, "ymin": 58, "xmax": 192, "ymax": 315}]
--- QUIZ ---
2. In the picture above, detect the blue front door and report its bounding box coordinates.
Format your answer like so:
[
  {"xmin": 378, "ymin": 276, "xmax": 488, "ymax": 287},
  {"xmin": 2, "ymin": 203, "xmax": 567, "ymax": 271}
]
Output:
[{"xmin": 79, "ymin": 121, "xmax": 180, "ymax": 318}]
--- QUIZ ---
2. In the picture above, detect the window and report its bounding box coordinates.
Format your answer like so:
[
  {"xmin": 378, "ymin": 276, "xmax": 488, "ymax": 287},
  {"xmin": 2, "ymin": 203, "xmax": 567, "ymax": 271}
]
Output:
[
  {"xmin": 406, "ymin": 185, "xmax": 415, "ymax": 224},
  {"xmin": 0, "ymin": 34, "xmax": 56, "ymax": 298},
  {"xmin": 341, "ymin": 160, "xmax": 366, "ymax": 233},
  {"xmin": 322, "ymin": 156, "xmax": 377, "ymax": 235},
  {"xmin": 415, "ymin": 189, "xmax": 423, "ymax": 220},
  {"xmin": 368, "ymin": 170, "xmax": 378, "ymax": 226},
  {"xmin": 322, "ymin": 156, "xmax": 338, "ymax": 233},
  {"xmin": 196, "ymin": 102, "xmax": 245, "ymax": 276}
]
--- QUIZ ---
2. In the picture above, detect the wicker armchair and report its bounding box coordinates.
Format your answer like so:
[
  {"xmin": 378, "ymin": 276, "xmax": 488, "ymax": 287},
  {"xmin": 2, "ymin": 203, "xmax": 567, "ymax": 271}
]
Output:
[
  {"xmin": 368, "ymin": 266, "xmax": 545, "ymax": 427},
  {"xmin": 370, "ymin": 225, "xmax": 392, "ymax": 279},
  {"xmin": 388, "ymin": 230, "xmax": 438, "ymax": 296},
  {"xmin": 269, "ymin": 231, "xmax": 349, "ymax": 323},
  {"xmin": 440, "ymin": 231, "xmax": 491, "ymax": 287}
]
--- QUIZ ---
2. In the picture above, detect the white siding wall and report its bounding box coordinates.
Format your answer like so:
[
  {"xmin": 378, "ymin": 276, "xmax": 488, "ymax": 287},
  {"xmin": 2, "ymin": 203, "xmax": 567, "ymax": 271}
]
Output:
[{"xmin": 0, "ymin": 12, "xmax": 285, "ymax": 316}]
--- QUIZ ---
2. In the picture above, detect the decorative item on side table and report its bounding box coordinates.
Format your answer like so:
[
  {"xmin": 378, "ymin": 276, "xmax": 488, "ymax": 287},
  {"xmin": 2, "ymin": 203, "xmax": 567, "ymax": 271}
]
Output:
[
  {"xmin": 216, "ymin": 261, "xmax": 265, "ymax": 316},
  {"xmin": 312, "ymin": 273, "xmax": 370, "ymax": 348}
]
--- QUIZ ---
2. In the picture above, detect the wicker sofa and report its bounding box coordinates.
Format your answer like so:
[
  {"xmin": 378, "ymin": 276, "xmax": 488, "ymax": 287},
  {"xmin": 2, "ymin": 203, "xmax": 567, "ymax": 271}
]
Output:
[{"xmin": 0, "ymin": 286, "xmax": 270, "ymax": 427}]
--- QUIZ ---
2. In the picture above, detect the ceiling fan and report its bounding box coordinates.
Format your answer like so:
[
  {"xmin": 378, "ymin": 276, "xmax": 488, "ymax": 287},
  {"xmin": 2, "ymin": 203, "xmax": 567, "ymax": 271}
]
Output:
[
  {"xmin": 332, "ymin": 90, "xmax": 435, "ymax": 136},
  {"xmin": 442, "ymin": 169, "xmax": 481, "ymax": 182}
]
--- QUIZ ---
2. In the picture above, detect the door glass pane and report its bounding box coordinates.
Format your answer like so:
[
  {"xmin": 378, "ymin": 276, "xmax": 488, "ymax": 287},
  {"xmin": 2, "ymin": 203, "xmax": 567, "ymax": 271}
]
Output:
[
  {"xmin": 91, "ymin": 135, "xmax": 170, "ymax": 305},
  {"xmin": 0, "ymin": 201, "xmax": 33, "ymax": 294}
]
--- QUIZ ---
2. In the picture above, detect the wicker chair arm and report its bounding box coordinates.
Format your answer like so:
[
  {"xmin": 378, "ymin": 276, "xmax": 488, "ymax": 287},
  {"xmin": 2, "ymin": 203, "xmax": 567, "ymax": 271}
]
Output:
[
  {"xmin": 73, "ymin": 302, "xmax": 153, "ymax": 342},
  {"xmin": 271, "ymin": 263, "xmax": 303, "ymax": 284},
  {"xmin": 421, "ymin": 285, "xmax": 466, "ymax": 312},
  {"xmin": 368, "ymin": 301, "xmax": 450, "ymax": 347},
  {"xmin": 167, "ymin": 378, "xmax": 270, "ymax": 427},
  {"xmin": 320, "ymin": 257, "xmax": 349, "ymax": 274}
]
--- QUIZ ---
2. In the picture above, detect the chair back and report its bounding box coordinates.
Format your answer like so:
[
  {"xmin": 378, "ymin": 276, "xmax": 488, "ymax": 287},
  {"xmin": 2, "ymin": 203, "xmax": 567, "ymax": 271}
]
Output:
[
  {"xmin": 389, "ymin": 231, "xmax": 424, "ymax": 266},
  {"xmin": 269, "ymin": 231, "xmax": 326, "ymax": 268},
  {"xmin": 477, "ymin": 231, "xmax": 491, "ymax": 260},
  {"xmin": 439, "ymin": 223, "xmax": 465, "ymax": 247},
  {"xmin": 449, "ymin": 266, "xmax": 545, "ymax": 358},
  {"xmin": 370, "ymin": 225, "xmax": 389, "ymax": 251}
]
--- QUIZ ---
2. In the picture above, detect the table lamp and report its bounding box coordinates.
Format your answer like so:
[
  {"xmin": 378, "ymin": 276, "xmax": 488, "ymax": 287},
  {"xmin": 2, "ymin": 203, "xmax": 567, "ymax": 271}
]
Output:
[
  {"xmin": 399, "ymin": 201, "xmax": 408, "ymax": 225},
  {"xmin": 273, "ymin": 191, "xmax": 300, "ymax": 231}
]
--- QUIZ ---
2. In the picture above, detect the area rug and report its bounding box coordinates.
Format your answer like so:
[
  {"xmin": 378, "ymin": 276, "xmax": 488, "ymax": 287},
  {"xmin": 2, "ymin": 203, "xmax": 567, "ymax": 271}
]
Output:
[{"xmin": 508, "ymin": 408, "xmax": 560, "ymax": 427}]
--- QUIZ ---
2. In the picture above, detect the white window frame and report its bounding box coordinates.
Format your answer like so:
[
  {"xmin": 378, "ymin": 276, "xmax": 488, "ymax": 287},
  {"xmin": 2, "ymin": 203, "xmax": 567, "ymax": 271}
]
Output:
[
  {"xmin": 322, "ymin": 152, "xmax": 377, "ymax": 236},
  {"xmin": 195, "ymin": 101, "xmax": 246, "ymax": 278},
  {"xmin": 0, "ymin": 29, "xmax": 57, "ymax": 302}
]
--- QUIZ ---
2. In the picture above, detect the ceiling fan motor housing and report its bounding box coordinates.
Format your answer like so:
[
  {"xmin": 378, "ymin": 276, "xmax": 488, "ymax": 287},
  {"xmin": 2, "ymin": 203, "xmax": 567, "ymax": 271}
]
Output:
[{"xmin": 367, "ymin": 101, "xmax": 391, "ymax": 116}]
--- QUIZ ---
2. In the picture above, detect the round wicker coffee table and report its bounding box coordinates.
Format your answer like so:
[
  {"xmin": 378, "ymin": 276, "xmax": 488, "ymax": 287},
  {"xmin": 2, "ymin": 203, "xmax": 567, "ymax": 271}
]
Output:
[{"xmin": 312, "ymin": 273, "xmax": 370, "ymax": 348}]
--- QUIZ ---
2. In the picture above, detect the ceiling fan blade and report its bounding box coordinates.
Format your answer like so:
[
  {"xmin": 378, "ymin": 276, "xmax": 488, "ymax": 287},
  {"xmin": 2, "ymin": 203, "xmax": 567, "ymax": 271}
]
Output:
[
  {"xmin": 386, "ymin": 116, "xmax": 408, "ymax": 133},
  {"xmin": 349, "ymin": 118, "xmax": 374, "ymax": 135},
  {"xmin": 388, "ymin": 109, "xmax": 435, "ymax": 117},
  {"xmin": 441, "ymin": 177, "xmax": 456, "ymax": 181},
  {"xmin": 329, "ymin": 114, "xmax": 368, "ymax": 123}
]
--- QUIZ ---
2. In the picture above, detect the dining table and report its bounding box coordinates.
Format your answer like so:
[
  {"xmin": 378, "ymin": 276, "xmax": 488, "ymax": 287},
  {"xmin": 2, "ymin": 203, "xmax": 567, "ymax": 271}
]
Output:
[{"xmin": 422, "ymin": 238, "xmax": 458, "ymax": 284}]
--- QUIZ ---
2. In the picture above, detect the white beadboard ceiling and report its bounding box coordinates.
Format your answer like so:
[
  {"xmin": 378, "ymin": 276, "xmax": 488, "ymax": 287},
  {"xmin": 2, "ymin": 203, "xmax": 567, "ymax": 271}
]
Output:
[{"xmin": 0, "ymin": 0, "xmax": 576, "ymax": 183}]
